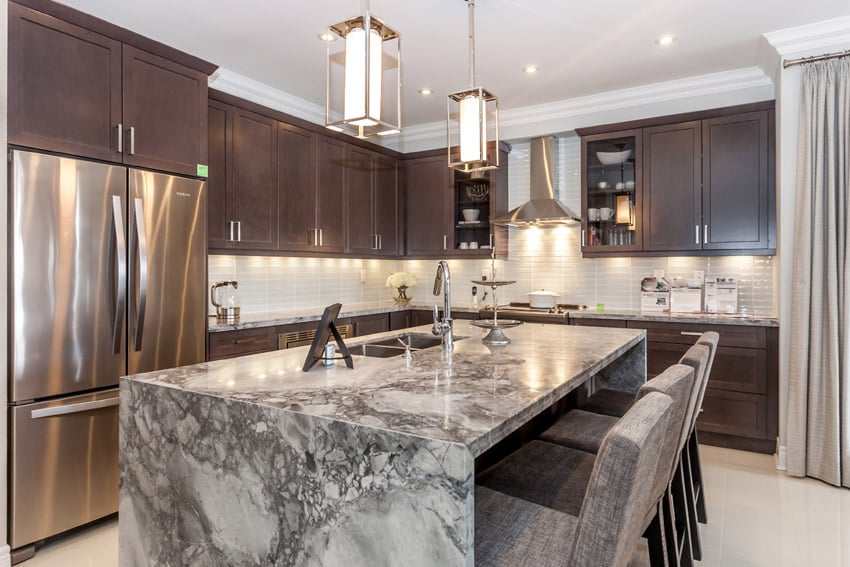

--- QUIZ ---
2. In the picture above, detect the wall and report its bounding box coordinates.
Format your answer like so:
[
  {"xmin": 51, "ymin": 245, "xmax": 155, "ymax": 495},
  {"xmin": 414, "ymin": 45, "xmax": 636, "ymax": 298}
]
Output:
[{"xmin": 211, "ymin": 137, "xmax": 776, "ymax": 316}]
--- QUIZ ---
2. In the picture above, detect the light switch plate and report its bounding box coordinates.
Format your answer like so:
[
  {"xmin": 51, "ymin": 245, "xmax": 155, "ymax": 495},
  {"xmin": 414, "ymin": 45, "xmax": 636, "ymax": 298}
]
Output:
[{"xmin": 653, "ymin": 269, "xmax": 665, "ymax": 279}]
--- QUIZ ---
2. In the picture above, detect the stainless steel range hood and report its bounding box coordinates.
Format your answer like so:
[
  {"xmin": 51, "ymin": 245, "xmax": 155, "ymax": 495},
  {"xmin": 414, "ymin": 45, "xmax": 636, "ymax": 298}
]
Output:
[{"xmin": 492, "ymin": 136, "xmax": 581, "ymax": 227}]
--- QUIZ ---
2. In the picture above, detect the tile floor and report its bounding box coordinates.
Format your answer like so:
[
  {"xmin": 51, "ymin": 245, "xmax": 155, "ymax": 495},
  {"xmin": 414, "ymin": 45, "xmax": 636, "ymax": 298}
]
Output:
[{"xmin": 18, "ymin": 446, "xmax": 850, "ymax": 566}]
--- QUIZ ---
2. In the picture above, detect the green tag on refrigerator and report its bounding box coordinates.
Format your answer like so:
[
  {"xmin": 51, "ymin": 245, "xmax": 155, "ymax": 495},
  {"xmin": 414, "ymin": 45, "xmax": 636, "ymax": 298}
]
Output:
[{"xmin": 196, "ymin": 164, "xmax": 209, "ymax": 178}]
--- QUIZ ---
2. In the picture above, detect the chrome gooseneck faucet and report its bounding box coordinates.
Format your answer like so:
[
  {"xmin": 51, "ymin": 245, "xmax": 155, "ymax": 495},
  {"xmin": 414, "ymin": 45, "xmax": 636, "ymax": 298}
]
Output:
[{"xmin": 432, "ymin": 260, "xmax": 453, "ymax": 350}]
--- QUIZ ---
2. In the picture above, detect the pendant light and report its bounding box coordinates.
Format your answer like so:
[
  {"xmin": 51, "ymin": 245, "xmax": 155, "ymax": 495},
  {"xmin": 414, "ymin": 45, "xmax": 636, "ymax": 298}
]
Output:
[
  {"xmin": 447, "ymin": 0, "xmax": 499, "ymax": 172},
  {"xmin": 326, "ymin": 1, "xmax": 401, "ymax": 138}
]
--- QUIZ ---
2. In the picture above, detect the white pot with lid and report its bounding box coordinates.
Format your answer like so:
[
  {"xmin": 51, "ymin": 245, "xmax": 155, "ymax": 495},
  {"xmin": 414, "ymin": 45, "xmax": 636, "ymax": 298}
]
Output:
[{"xmin": 527, "ymin": 289, "xmax": 560, "ymax": 309}]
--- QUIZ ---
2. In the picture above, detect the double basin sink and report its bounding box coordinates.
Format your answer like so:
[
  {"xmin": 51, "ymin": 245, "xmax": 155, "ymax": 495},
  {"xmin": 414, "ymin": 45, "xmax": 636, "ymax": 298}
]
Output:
[{"xmin": 350, "ymin": 332, "xmax": 465, "ymax": 358}]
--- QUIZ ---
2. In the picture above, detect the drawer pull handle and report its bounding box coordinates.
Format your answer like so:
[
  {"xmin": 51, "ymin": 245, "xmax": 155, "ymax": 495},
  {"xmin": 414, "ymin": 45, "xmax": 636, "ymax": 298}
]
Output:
[
  {"xmin": 235, "ymin": 337, "xmax": 262, "ymax": 344},
  {"xmin": 680, "ymin": 331, "xmax": 704, "ymax": 336}
]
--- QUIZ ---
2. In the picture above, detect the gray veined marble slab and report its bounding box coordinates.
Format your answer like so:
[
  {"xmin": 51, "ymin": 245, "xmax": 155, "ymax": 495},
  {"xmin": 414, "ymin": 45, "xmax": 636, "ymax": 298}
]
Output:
[
  {"xmin": 569, "ymin": 308, "xmax": 778, "ymax": 327},
  {"xmin": 120, "ymin": 321, "xmax": 646, "ymax": 566}
]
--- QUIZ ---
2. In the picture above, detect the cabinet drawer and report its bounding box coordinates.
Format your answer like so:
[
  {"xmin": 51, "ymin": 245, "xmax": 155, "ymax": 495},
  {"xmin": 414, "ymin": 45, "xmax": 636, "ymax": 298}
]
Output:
[
  {"xmin": 626, "ymin": 321, "xmax": 765, "ymax": 349},
  {"xmin": 571, "ymin": 318, "xmax": 628, "ymax": 328},
  {"xmin": 647, "ymin": 343, "xmax": 766, "ymax": 393},
  {"xmin": 209, "ymin": 328, "xmax": 276, "ymax": 360},
  {"xmin": 697, "ymin": 389, "xmax": 766, "ymax": 439}
]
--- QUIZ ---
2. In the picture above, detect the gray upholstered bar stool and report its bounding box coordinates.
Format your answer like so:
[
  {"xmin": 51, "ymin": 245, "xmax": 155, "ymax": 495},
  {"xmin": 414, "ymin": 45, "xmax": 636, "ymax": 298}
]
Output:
[
  {"xmin": 474, "ymin": 391, "xmax": 675, "ymax": 567},
  {"xmin": 477, "ymin": 365, "xmax": 694, "ymax": 567}
]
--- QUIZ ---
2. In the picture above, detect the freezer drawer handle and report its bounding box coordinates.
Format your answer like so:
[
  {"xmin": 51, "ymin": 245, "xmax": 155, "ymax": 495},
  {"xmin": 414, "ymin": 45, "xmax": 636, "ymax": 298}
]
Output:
[
  {"xmin": 31, "ymin": 397, "xmax": 119, "ymax": 419},
  {"xmin": 111, "ymin": 196, "xmax": 127, "ymax": 354},
  {"xmin": 133, "ymin": 198, "xmax": 149, "ymax": 351}
]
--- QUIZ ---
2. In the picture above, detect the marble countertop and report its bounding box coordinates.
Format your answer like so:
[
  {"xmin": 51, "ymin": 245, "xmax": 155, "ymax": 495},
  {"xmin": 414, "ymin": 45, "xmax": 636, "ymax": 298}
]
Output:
[
  {"xmin": 125, "ymin": 321, "xmax": 645, "ymax": 457},
  {"xmin": 569, "ymin": 308, "xmax": 778, "ymax": 327},
  {"xmin": 208, "ymin": 300, "xmax": 484, "ymax": 332}
]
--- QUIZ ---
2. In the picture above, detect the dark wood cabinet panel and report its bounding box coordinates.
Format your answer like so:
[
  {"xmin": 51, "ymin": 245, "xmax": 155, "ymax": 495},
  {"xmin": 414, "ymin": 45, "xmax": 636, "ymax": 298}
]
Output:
[
  {"xmin": 571, "ymin": 318, "xmax": 628, "ymax": 328},
  {"xmin": 353, "ymin": 314, "xmax": 390, "ymax": 336},
  {"xmin": 122, "ymin": 45, "xmax": 207, "ymax": 176},
  {"xmin": 625, "ymin": 320, "xmax": 765, "ymax": 349},
  {"xmin": 389, "ymin": 310, "xmax": 411, "ymax": 331},
  {"xmin": 277, "ymin": 123, "xmax": 318, "ymax": 252},
  {"xmin": 702, "ymin": 111, "xmax": 769, "ymax": 250},
  {"xmin": 698, "ymin": 389, "xmax": 766, "ymax": 440},
  {"xmin": 642, "ymin": 121, "xmax": 702, "ymax": 251},
  {"xmin": 405, "ymin": 155, "xmax": 453, "ymax": 256},
  {"xmin": 374, "ymin": 154, "xmax": 401, "ymax": 256},
  {"xmin": 8, "ymin": 3, "xmax": 122, "ymax": 161},
  {"xmin": 231, "ymin": 108, "xmax": 278, "ymax": 250},
  {"xmin": 316, "ymin": 137, "xmax": 347, "ymax": 253},
  {"xmin": 347, "ymin": 146, "xmax": 377, "ymax": 256},
  {"xmin": 207, "ymin": 100, "xmax": 230, "ymax": 249},
  {"xmin": 208, "ymin": 327, "xmax": 276, "ymax": 361},
  {"xmin": 645, "ymin": 341, "xmax": 766, "ymax": 393}
]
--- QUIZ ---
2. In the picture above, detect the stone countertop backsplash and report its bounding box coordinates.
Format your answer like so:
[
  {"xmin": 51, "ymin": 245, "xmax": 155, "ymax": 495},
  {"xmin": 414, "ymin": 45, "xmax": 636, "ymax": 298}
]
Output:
[{"xmin": 569, "ymin": 308, "xmax": 778, "ymax": 327}]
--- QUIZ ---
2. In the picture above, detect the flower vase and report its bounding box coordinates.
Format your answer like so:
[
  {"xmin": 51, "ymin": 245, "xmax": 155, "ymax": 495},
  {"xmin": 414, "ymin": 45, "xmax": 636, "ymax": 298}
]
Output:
[{"xmin": 394, "ymin": 285, "xmax": 412, "ymax": 305}]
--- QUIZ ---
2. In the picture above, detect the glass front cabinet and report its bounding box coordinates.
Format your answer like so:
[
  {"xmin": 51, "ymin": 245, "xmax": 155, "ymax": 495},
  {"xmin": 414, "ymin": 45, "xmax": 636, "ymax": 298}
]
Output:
[{"xmin": 581, "ymin": 129, "xmax": 642, "ymax": 254}]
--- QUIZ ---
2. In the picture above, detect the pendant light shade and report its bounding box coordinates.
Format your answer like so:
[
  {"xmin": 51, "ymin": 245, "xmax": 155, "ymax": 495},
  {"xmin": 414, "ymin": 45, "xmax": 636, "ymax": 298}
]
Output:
[
  {"xmin": 326, "ymin": 6, "xmax": 401, "ymax": 138},
  {"xmin": 448, "ymin": 0, "xmax": 499, "ymax": 172}
]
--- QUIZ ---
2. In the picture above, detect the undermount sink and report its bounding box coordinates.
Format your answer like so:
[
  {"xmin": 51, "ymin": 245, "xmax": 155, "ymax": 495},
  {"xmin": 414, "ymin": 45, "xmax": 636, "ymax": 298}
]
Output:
[{"xmin": 353, "ymin": 333, "xmax": 466, "ymax": 358}]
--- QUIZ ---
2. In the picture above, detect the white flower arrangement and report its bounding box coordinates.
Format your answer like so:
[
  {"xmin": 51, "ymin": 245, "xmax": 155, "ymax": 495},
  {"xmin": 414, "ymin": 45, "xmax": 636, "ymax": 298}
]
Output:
[{"xmin": 385, "ymin": 272, "xmax": 418, "ymax": 288}]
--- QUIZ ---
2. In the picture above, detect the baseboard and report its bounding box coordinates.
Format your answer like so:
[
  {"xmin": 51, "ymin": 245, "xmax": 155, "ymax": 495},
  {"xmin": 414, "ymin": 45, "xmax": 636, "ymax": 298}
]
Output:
[
  {"xmin": 776, "ymin": 443, "xmax": 788, "ymax": 470},
  {"xmin": 0, "ymin": 544, "xmax": 12, "ymax": 567}
]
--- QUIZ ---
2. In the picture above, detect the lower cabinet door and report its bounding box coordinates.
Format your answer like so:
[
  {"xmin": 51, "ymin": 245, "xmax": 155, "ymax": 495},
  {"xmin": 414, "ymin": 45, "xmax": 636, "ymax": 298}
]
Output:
[{"xmin": 697, "ymin": 388, "xmax": 767, "ymax": 439}]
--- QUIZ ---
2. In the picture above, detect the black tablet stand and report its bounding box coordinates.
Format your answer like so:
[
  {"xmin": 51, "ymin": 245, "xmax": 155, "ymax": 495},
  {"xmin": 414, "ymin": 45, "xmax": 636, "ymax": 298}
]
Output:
[{"xmin": 302, "ymin": 303, "xmax": 354, "ymax": 372}]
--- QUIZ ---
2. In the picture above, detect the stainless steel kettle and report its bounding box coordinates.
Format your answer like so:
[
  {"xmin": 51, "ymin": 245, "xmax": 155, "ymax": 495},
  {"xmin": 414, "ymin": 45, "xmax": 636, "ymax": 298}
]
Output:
[{"xmin": 211, "ymin": 280, "xmax": 240, "ymax": 321}]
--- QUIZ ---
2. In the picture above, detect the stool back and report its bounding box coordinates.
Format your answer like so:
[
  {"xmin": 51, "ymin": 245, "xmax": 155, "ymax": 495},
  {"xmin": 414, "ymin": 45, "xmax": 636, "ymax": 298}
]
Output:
[
  {"xmin": 569, "ymin": 391, "xmax": 674, "ymax": 567},
  {"xmin": 689, "ymin": 332, "xmax": 720, "ymax": 434}
]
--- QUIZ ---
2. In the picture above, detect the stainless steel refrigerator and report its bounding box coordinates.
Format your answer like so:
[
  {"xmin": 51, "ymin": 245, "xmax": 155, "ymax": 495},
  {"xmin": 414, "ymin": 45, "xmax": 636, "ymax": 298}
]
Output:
[{"xmin": 8, "ymin": 149, "xmax": 206, "ymax": 558}]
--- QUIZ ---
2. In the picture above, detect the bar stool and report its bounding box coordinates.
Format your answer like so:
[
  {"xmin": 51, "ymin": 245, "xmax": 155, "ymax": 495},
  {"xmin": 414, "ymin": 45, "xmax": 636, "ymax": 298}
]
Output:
[{"xmin": 474, "ymin": 391, "xmax": 675, "ymax": 567}]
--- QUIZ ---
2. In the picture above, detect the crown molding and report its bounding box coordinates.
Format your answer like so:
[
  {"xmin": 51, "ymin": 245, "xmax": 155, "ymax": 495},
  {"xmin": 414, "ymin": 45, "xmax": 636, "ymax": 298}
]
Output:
[
  {"xmin": 208, "ymin": 68, "xmax": 328, "ymax": 125},
  {"xmin": 764, "ymin": 15, "xmax": 850, "ymax": 56}
]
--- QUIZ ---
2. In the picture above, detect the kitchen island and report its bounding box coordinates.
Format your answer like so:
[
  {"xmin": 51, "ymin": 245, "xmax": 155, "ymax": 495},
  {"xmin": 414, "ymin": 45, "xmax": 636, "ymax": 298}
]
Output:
[{"xmin": 119, "ymin": 321, "xmax": 646, "ymax": 566}]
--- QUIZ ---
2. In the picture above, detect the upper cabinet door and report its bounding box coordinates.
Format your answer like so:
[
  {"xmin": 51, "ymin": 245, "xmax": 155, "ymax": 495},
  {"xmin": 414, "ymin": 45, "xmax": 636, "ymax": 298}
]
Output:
[
  {"xmin": 405, "ymin": 155, "xmax": 453, "ymax": 256},
  {"xmin": 230, "ymin": 108, "xmax": 278, "ymax": 250},
  {"xmin": 373, "ymin": 154, "xmax": 400, "ymax": 256},
  {"xmin": 702, "ymin": 111, "xmax": 770, "ymax": 251},
  {"xmin": 346, "ymin": 146, "xmax": 377, "ymax": 256},
  {"xmin": 207, "ymin": 100, "xmax": 231, "ymax": 250},
  {"xmin": 278, "ymin": 123, "xmax": 318, "ymax": 252},
  {"xmin": 642, "ymin": 121, "xmax": 703, "ymax": 251},
  {"xmin": 8, "ymin": 3, "xmax": 122, "ymax": 162},
  {"xmin": 122, "ymin": 46, "xmax": 207, "ymax": 176},
  {"xmin": 316, "ymin": 137, "xmax": 347, "ymax": 253}
]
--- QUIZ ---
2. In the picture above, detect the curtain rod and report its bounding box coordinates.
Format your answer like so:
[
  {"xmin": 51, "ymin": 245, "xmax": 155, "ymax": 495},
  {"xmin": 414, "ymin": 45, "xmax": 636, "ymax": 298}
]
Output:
[{"xmin": 783, "ymin": 49, "xmax": 850, "ymax": 69}]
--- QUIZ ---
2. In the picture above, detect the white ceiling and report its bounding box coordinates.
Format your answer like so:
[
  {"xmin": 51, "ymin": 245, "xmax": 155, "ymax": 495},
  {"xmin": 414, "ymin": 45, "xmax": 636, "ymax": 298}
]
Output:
[{"xmin": 58, "ymin": 0, "xmax": 850, "ymax": 128}]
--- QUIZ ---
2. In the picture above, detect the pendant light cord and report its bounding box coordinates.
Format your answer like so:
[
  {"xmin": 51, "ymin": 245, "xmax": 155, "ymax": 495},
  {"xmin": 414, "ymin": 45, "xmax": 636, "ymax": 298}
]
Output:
[{"xmin": 467, "ymin": 0, "xmax": 475, "ymax": 88}]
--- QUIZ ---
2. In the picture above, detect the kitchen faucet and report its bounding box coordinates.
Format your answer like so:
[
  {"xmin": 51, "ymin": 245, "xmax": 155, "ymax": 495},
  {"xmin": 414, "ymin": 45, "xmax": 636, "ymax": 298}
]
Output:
[{"xmin": 432, "ymin": 260, "xmax": 453, "ymax": 350}]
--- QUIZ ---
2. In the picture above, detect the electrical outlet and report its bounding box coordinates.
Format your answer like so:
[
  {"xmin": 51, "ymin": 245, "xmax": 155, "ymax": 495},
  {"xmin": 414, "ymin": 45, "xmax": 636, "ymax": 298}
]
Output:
[
  {"xmin": 360, "ymin": 269, "xmax": 367, "ymax": 284},
  {"xmin": 694, "ymin": 270, "xmax": 705, "ymax": 283},
  {"xmin": 653, "ymin": 269, "xmax": 665, "ymax": 279}
]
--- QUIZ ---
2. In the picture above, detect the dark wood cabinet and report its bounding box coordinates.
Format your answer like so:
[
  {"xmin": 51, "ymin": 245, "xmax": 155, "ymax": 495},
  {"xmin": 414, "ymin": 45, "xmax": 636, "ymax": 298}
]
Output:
[
  {"xmin": 642, "ymin": 121, "xmax": 702, "ymax": 252},
  {"xmin": 207, "ymin": 101, "xmax": 277, "ymax": 251},
  {"xmin": 352, "ymin": 313, "xmax": 390, "ymax": 336},
  {"xmin": 207, "ymin": 100, "xmax": 230, "ymax": 249},
  {"xmin": 277, "ymin": 122, "xmax": 318, "ymax": 252},
  {"xmin": 121, "ymin": 46, "xmax": 208, "ymax": 176},
  {"xmin": 578, "ymin": 102, "xmax": 775, "ymax": 257},
  {"xmin": 389, "ymin": 310, "xmax": 412, "ymax": 331},
  {"xmin": 8, "ymin": 3, "xmax": 122, "ymax": 162},
  {"xmin": 208, "ymin": 327, "xmax": 277, "ymax": 361},
  {"xmin": 405, "ymin": 154, "xmax": 454, "ymax": 256},
  {"xmin": 347, "ymin": 148, "xmax": 400, "ymax": 256},
  {"xmin": 315, "ymin": 137, "xmax": 348, "ymax": 253},
  {"xmin": 571, "ymin": 316, "xmax": 778, "ymax": 453},
  {"xmin": 9, "ymin": 3, "xmax": 209, "ymax": 177},
  {"xmin": 702, "ymin": 111, "xmax": 770, "ymax": 250}
]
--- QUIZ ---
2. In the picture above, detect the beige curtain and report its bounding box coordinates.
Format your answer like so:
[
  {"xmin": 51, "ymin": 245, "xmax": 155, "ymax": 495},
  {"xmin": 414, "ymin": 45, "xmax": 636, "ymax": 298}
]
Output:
[{"xmin": 787, "ymin": 56, "xmax": 850, "ymax": 488}]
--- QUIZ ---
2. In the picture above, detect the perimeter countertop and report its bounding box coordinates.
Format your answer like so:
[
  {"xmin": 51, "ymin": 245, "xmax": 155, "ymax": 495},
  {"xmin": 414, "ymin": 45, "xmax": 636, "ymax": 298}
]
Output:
[{"xmin": 569, "ymin": 308, "xmax": 778, "ymax": 327}]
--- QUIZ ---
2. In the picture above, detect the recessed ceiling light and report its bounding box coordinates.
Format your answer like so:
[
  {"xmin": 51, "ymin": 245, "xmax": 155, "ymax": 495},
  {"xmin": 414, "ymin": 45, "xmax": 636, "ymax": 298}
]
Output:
[
  {"xmin": 655, "ymin": 35, "xmax": 677, "ymax": 47},
  {"xmin": 318, "ymin": 32, "xmax": 337, "ymax": 42},
  {"xmin": 523, "ymin": 65, "xmax": 538, "ymax": 74},
  {"xmin": 418, "ymin": 88, "xmax": 433, "ymax": 95}
]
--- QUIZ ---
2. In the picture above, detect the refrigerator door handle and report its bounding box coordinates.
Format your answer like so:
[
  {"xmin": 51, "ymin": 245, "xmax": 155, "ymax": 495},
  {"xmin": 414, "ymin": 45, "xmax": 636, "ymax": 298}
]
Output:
[
  {"xmin": 31, "ymin": 396, "xmax": 119, "ymax": 419},
  {"xmin": 111, "ymin": 196, "xmax": 127, "ymax": 354},
  {"xmin": 133, "ymin": 198, "xmax": 149, "ymax": 352}
]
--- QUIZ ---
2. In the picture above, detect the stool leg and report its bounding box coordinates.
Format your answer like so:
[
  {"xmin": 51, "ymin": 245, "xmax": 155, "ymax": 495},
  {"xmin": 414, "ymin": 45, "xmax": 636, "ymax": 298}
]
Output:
[
  {"xmin": 662, "ymin": 487, "xmax": 680, "ymax": 567},
  {"xmin": 689, "ymin": 430, "xmax": 708, "ymax": 524},
  {"xmin": 682, "ymin": 451, "xmax": 703, "ymax": 560},
  {"xmin": 672, "ymin": 464, "xmax": 694, "ymax": 567},
  {"xmin": 645, "ymin": 502, "xmax": 668, "ymax": 567}
]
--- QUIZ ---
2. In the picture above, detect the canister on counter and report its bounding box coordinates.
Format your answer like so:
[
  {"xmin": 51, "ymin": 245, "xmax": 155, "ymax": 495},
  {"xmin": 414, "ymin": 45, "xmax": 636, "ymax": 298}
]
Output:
[{"xmin": 323, "ymin": 343, "xmax": 336, "ymax": 367}]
